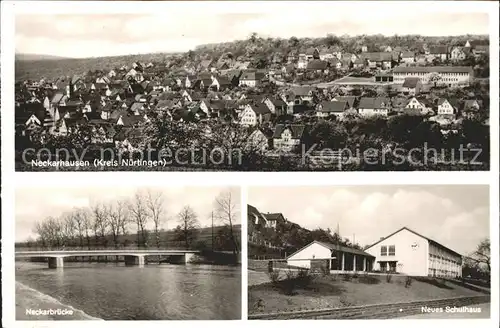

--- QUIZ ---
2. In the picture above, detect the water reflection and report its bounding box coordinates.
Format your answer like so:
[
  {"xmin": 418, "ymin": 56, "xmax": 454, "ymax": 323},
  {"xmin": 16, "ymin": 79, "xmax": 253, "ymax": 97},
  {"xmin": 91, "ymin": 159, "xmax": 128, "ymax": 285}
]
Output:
[{"xmin": 16, "ymin": 262, "xmax": 241, "ymax": 320}]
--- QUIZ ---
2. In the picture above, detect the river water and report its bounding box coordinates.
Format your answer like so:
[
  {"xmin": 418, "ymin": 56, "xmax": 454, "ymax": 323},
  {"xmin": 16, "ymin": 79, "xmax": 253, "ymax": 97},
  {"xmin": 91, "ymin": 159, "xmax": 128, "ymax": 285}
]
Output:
[{"xmin": 16, "ymin": 261, "xmax": 241, "ymax": 320}]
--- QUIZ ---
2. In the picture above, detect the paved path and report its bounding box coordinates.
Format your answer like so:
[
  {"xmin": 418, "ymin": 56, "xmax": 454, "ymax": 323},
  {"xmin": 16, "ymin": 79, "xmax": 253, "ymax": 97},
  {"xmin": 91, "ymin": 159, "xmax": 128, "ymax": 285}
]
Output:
[{"xmin": 401, "ymin": 303, "xmax": 490, "ymax": 319}]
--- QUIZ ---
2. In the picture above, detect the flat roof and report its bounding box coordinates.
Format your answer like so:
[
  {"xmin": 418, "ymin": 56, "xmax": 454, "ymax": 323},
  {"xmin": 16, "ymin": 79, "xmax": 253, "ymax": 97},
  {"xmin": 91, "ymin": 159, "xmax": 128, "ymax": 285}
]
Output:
[{"xmin": 393, "ymin": 66, "xmax": 473, "ymax": 74}]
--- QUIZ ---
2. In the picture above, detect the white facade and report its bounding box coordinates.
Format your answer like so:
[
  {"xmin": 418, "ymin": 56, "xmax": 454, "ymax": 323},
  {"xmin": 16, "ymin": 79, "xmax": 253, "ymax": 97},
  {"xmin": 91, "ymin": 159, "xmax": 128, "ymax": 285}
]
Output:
[
  {"xmin": 287, "ymin": 242, "xmax": 332, "ymax": 269},
  {"xmin": 428, "ymin": 242, "xmax": 462, "ymax": 278},
  {"xmin": 393, "ymin": 67, "xmax": 472, "ymax": 87},
  {"xmin": 438, "ymin": 99, "xmax": 455, "ymax": 115},
  {"xmin": 365, "ymin": 228, "xmax": 429, "ymax": 275},
  {"xmin": 450, "ymin": 47, "xmax": 466, "ymax": 61},
  {"xmin": 358, "ymin": 108, "xmax": 389, "ymax": 117},
  {"xmin": 239, "ymin": 79, "xmax": 257, "ymax": 87},
  {"xmin": 273, "ymin": 128, "xmax": 300, "ymax": 152},
  {"xmin": 239, "ymin": 105, "xmax": 257, "ymax": 126},
  {"xmin": 405, "ymin": 97, "xmax": 425, "ymax": 111},
  {"xmin": 365, "ymin": 228, "xmax": 462, "ymax": 277}
]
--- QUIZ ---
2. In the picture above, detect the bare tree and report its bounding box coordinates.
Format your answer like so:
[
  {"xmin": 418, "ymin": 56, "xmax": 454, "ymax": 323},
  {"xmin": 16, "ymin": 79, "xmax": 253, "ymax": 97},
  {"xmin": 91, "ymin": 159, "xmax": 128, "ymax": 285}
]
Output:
[
  {"xmin": 129, "ymin": 191, "xmax": 149, "ymax": 248},
  {"xmin": 470, "ymin": 238, "xmax": 490, "ymax": 273},
  {"xmin": 117, "ymin": 199, "xmax": 130, "ymax": 236},
  {"xmin": 73, "ymin": 207, "xmax": 87, "ymax": 248},
  {"xmin": 176, "ymin": 206, "xmax": 200, "ymax": 248},
  {"xmin": 146, "ymin": 189, "xmax": 165, "ymax": 249},
  {"xmin": 214, "ymin": 189, "xmax": 240, "ymax": 255},
  {"xmin": 108, "ymin": 199, "xmax": 129, "ymax": 249},
  {"xmin": 33, "ymin": 221, "xmax": 48, "ymax": 249},
  {"xmin": 62, "ymin": 212, "xmax": 77, "ymax": 247},
  {"xmin": 91, "ymin": 202, "xmax": 108, "ymax": 248},
  {"xmin": 81, "ymin": 209, "xmax": 92, "ymax": 249},
  {"xmin": 45, "ymin": 217, "xmax": 64, "ymax": 249}
]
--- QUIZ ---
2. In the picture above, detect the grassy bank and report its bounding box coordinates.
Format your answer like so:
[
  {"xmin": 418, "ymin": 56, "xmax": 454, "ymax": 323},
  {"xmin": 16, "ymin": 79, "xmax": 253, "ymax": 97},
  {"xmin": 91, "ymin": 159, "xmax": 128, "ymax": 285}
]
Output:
[
  {"xmin": 248, "ymin": 272, "xmax": 489, "ymax": 314},
  {"xmin": 16, "ymin": 282, "xmax": 102, "ymax": 320}
]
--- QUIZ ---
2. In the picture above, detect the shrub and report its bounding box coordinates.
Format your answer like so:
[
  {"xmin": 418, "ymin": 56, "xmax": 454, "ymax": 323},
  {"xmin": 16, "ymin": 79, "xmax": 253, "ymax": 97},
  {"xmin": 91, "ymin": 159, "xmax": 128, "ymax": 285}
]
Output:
[
  {"xmin": 296, "ymin": 268, "xmax": 314, "ymax": 287},
  {"xmin": 285, "ymin": 269, "xmax": 296, "ymax": 280},
  {"xmin": 352, "ymin": 272, "xmax": 359, "ymax": 279},
  {"xmin": 320, "ymin": 264, "xmax": 330, "ymax": 276},
  {"xmin": 268, "ymin": 270, "xmax": 280, "ymax": 285},
  {"xmin": 405, "ymin": 276, "xmax": 413, "ymax": 288},
  {"xmin": 343, "ymin": 273, "xmax": 352, "ymax": 281},
  {"xmin": 359, "ymin": 273, "xmax": 381, "ymax": 285},
  {"xmin": 386, "ymin": 273, "xmax": 393, "ymax": 283}
]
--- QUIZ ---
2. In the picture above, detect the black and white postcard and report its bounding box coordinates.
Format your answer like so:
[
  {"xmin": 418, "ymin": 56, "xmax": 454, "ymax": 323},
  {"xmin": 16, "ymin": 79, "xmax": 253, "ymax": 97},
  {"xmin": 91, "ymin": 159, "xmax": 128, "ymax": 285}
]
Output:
[
  {"xmin": 247, "ymin": 185, "xmax": 491, "ymax": 319},
  {"xmin": 13, "ymin": 4, "xmax": 492, "ymax": 171}
]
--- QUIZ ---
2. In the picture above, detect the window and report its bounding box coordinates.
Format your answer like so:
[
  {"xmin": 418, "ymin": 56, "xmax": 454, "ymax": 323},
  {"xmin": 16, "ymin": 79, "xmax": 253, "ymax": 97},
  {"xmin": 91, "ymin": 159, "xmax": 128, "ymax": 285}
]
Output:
[
  {"xmin": 389, "ymin": 245, "xmax": 395, "ymax": 256},
  {"xmin": 381, "ymin": 246, "xmax": 387, "ymax": 256}
]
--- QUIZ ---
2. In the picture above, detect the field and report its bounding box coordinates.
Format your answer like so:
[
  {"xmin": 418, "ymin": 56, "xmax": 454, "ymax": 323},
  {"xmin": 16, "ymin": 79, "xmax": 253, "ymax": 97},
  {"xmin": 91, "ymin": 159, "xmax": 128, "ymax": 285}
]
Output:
[{"xmin": 248, "ymin": 272, "xmax": 489, "ymax": 314}]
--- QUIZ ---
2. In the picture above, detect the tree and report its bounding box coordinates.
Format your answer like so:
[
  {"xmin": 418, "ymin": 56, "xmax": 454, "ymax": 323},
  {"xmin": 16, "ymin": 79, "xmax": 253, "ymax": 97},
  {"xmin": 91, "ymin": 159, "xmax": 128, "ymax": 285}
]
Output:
[
  {"xmin": 428, "ymin": 72, "xmax": 443, "ymax": 87},
  {"xmin": 289, "ymin": 36, "xmax": 299, "ymax": 48},
  {"xmin": 214, "ymin": 189, "xmax": 240, "ymax": 255},
  {"xmin": 470, "ymin": 238, "xmax": 490, "ymax": 273},
  {"xmin": 73, "ymin": 208, "xmax": 87, "ymax": 248},
  {"xmin": 108, "ymin": 200, "xmax": 129, "ymax": 249},
  {"xmin": 146, "ymin": 189, "xmax": 165, "ymax": 249},
  {"xmin": 176, "ymin": 206, "xmax": 200, "ymax": 248},
  {"xmin": 325, "ymin": 34, "xmax": 341, "ymax": 47},
  {"xmin": 129, "ymin": 191, "xmax": 149, "ymax": 248},
  {"xmin": 91, "ymin": 202, "xmax": 109, "ymax": 247},
  {"xmin": 62, "ymin": 212, "xmax": 77, "ymax": 247},
  {"xmin": 249, "ymin": 32, "xmax": 258, "ymax": 44}
]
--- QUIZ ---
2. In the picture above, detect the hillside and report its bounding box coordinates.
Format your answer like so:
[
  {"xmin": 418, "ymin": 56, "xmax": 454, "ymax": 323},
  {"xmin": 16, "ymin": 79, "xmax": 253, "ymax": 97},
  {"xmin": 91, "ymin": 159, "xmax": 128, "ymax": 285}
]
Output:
[
  {"xmin": 15, "ymin": 52, "xmax": 181, "ymax": 81},
  {"xmin": 248, "ymin": 204, "xmax": 363, "ymax": 259},
  {"xmin": 15, "ymin": 33, "xmax": 489, "ymax": 82},
  {"xmin": 15, "ymin": 53, "xmax": 69, "ymax": 61}
]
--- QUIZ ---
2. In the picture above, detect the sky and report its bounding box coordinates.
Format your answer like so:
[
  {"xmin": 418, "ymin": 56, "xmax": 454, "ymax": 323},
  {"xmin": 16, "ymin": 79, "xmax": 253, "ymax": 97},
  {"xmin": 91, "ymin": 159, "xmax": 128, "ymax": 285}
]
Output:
[
  {"xmin": 15, "ymin": 186, "xmax": 240, "ymax": 242},
  {"xmin": 248, "ymin": 185, "xmax": 489, "ymax": 256},
  {"xmin": 15, "ymin": 11, "xmax": 489, "ymax": 58}
]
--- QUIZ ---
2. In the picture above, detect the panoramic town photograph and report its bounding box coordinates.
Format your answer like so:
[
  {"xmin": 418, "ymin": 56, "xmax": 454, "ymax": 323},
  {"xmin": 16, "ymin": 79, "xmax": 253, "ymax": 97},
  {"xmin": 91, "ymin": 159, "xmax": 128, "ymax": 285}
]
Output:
[
  {"xmin": 14, "ymin": 9, "xmax": 490, "ymax": 171},
  {"xmin": 247, "ymin": 185, "xmax": 490, "ymax": 319},
  {"xmin": 15, "ymin": 186, "xmax": 241, "ymax": 320}
]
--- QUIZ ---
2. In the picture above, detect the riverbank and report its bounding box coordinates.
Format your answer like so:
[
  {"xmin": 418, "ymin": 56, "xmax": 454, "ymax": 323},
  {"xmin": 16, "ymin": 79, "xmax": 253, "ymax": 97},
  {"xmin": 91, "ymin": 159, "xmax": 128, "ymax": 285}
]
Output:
[
  {"xmin": 248, "ymin": 273, "xmax": 489, "ymax": 314},
  {"xmin": 16, "ymin": 281, "xmax": 102, "ymax": 320}
]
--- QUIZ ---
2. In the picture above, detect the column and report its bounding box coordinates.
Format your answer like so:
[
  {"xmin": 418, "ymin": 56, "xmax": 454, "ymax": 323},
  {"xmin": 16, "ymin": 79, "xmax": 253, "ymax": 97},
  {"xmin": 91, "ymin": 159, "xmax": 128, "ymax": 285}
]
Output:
[
  {"xmin": 341, "ymin": 252, "xmax": 345, "ymax": 271},
  {"xmin": 363, "ymin": 257, "xmax": 366, "ymax": 272},
  {"xmin": 48, "ymin": 257, "xmax": 64, "ymax": 269},
  {"xmin": 125, "ymin": 255, "xmax": 145, "ymax": 267},
  {"xmin": 353, "ymin": 255, "xmax": 357, "ymax": 272},
  {"xmin": 184, "ymin": 253, "xmax": 194, "ymax": 264}
]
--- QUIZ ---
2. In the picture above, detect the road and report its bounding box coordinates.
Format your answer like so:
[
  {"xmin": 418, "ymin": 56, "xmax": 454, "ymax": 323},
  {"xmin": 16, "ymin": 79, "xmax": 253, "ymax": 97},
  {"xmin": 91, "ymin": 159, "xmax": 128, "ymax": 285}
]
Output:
[{"xmin": 401, "ymin": 302, "xmax": 490, "ymax": 319}]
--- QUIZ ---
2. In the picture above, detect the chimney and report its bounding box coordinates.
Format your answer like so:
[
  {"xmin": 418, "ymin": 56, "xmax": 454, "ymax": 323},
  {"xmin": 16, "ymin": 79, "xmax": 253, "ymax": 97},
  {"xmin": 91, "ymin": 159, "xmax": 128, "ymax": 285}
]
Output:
[{"xmin": 380, "ymin": 237, "xmax": 384, "ymax": 240}]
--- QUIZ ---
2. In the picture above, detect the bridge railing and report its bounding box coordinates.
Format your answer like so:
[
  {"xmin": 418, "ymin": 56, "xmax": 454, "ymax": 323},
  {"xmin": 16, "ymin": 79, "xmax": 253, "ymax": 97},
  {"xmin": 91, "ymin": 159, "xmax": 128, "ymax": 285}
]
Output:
[{"xmin": 15, "ymin": 246, "xmax": 198, "ymax": 252}]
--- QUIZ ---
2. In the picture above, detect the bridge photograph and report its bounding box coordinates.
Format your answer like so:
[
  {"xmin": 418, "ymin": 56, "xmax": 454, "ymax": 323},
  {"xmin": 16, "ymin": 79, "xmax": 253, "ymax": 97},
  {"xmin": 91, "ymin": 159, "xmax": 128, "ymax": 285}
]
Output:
[{"xmin": 15, "ymin": 185, "xmax": 242, "ymax": 320}]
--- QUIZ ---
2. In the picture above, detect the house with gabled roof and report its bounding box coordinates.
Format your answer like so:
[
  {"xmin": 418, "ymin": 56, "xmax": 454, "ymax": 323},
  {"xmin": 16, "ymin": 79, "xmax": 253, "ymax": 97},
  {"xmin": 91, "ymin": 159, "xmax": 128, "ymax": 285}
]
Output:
[
  {"xmin": 426, "ymin": 45, "xmax": 449, "ymax": 61},
  {"xmin": 364, "ymin": 227, "xmax": 462, "ymax": 277},
  {"xmin": 359, "ymin": 52, "xmax": 393, "ymax": 70},
  {"xmin": 273, "ymin": 124, "xmax": 305, "ymax": 152},
  {"xmin": 401, "ymin": 77, "xmax": 422, "ymax": 96},
  {"xmin": 316, "ymin": 100, "xmax": 348, "ymax": 118},
  {"xmin": 287, "ymin": 240, "xmax": 375, "ymax": 272},
  {"xmin": 404, "ymin": 96, "xmax": 433, "ymax": 115},
  {"xmin": 358, "ymin": 97, "xmax": 391, "ymax": 117},
  {"xmin": 436, "ymin": 98, "xmax": 458, "ymax": 116},
  {"xmin": 239, "ymin": 71, "xmax": 265, "ymax": 87},
  {"xmin": 239, "ymin": 103, "xmax": 271, "ymax": 126}
]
